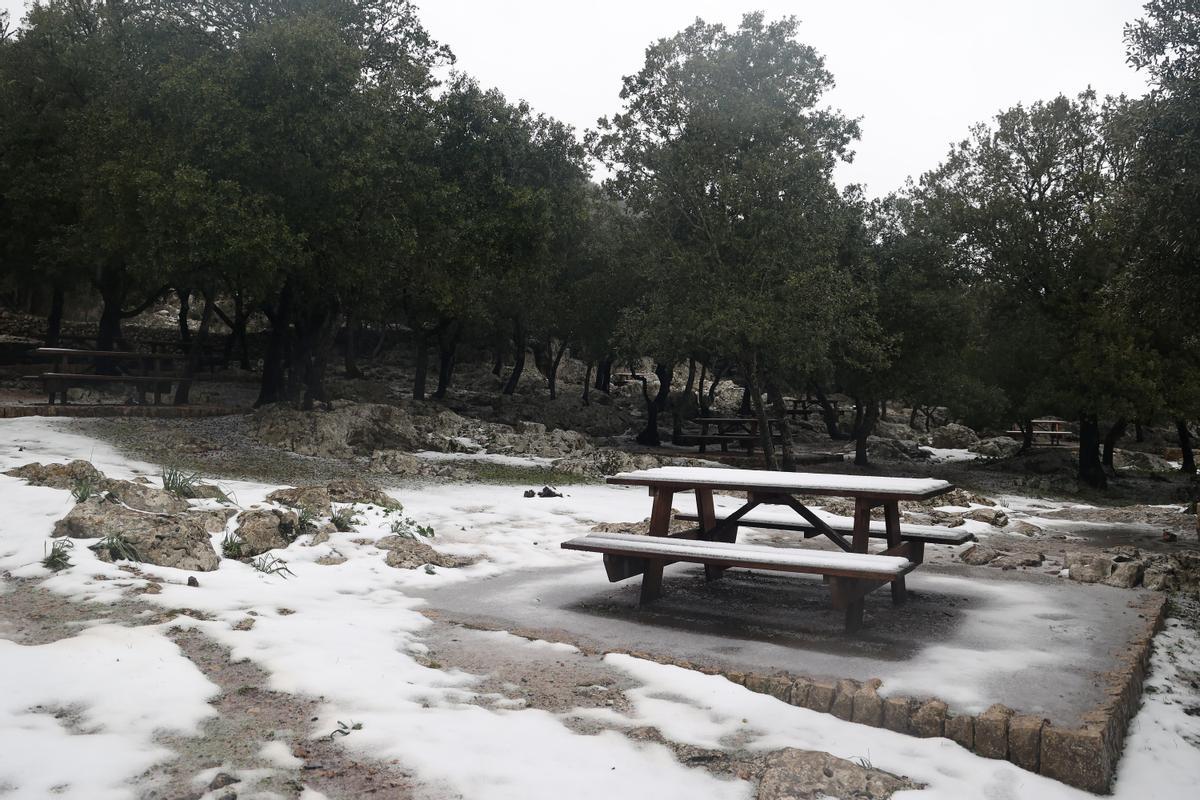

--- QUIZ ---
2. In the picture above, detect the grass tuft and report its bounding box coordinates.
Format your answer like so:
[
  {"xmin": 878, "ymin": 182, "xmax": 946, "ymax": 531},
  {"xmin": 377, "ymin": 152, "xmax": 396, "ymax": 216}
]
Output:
[
  {"xmin": 221, "ymin": 532, "xmax": 243, "ymax": 559},
  {"xmin": 161, "ymin": 465, "xmax": 201, "ymax": 498},
  {"xmin": 250, "ymin": 553, "xmax": 295, "ymax": 578},
  {"xmin": 71, "ymin": 476, "xmax": 98, "ymax": 503},
  {"xmin": 389, "ymin": 516, "xmax": 435, "ymax": 539},
  {"xmin": 331, "ymin": 508, "xmax": 361, "ymax": 533},
  {"xmin": 92, "ymin": 533, "xmax": 140, "ymax": 563},
  {"xmin": 42, "ymin": 538, "xmax": 74, "ymax": 571}
]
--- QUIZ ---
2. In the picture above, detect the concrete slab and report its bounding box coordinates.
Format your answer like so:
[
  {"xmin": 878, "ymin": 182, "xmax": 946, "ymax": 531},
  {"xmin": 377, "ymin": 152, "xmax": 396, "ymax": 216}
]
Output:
[{"xmin": 417, "ymin": 560, "xmax": 1162, "ymax": 727}]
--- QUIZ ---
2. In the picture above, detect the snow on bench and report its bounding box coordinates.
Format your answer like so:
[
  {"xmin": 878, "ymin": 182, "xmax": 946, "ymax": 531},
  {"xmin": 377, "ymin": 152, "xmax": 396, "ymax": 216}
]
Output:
[{"xmin": 673, "ymin": 508, "xmax": 974, "ymax": 545}]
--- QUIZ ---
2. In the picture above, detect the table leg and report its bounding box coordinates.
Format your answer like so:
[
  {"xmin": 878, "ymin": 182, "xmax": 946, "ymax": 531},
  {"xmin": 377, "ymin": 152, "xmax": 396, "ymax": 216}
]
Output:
[
  {"xmin": 695, "ymin": 488, "xmax": 729, "ymax": 582},
  {"xmin": 640, "ymin": 488, "xmax": 675, "ymax": 603},
  {"xmin": 883, "ymin": 500, "xmax": 907, "ymax": 605},
  {"xmin": 852, "ymin": 497, "xmax": 873, "ymax": 553}
]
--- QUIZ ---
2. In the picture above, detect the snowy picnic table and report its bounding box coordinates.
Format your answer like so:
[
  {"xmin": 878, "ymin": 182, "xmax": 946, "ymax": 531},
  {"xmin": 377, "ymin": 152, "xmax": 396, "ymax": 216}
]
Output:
[{"xmin": 563, "ymin": 466, "xmax": 957, "ymax": 631}]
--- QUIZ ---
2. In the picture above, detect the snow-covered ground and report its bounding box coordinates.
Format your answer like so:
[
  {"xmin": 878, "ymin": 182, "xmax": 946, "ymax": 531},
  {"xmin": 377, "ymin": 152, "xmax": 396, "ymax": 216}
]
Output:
[{"xmin": 0, "ymin": 417, "xmax": 1197, "ymax": 799}]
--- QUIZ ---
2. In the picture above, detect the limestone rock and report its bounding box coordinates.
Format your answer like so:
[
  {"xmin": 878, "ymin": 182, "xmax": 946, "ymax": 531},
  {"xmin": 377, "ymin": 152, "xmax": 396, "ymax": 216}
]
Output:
[
  {"xmin": 53, "ymin": 497, "xmax": 218, "ymax": 571},
  {"xmin": 553, "ymin": 448, "xmax": 660, "ymax": 477},
  {"xmin": 1103, "ymin": 560, "xmax": 1144, "ymax": 589},
  {"xmin": 755, "ymin": 749, "xmax": 912, "ymax": 800},
  {"xmin": 1039, "ymin": 724, "xmax": 1112, "ymax": 794},
  {"xmin": 1142, "ymin": 552, "xmax": 1200, "ymax": 594},
  {"xmin": 367, "ymin": 450, "xmax": 471, "ymax": 480},
  {"xmin": 867, "ymin": 436, "xmax": 930, "ymax": 462},
  {"xmin": 911, "ymin": 700, "xmax": 947, "ymax": 738},
  {"xmin": 969, "ymin": 436, "xmax": 1023, "ymax": 459},
  {"xmin": 1067, "ymin": 553, "xmax": 1115, "ymax": 584},
  {"xmin": 963, "ymin": 507, "xmax": 1009, "ymax": 527},
  {"xmin": 945, "ymin": 714, "xmax": 974, "ymax": 749},
  {"xmin": 101, "ymin": 479, "xmax": 191, "ymax": 513},
  {"xmin": 326, "ymin": 478, "xmax": 401, "ymax": 510},
  {"xmin": 973, "ymin": 704, "xmax": 1014, "ymax": 759},
  {"xmin": 959, "ymin": 545, "xmax": 1003, "ymax": 566},
  {"xmin": 882, "ymin": 696, "xmax": 911, "ymax": 733},
  {"xmin": 379, "ymin": 536, "xmax": 473, "ymax": 569},
  {"xmin": 873, "ymin": 421, "xmax": 920, "ymax": 442},
  {"xmin": 266, "ymin": 486, "xmax": 333, "ymax": 516},
  {"xmin": 851, "ymin": 686, "xmax": 884, "ymax": 727},
  {"xmin": 1010, "ymin": 521, "xmax": 1042, "ymax": 536},
  {"xmin": 930, "ymin": 423, "xmax": 979, "ymax": 449},
  {"xmin": 5, "ymin": 459, "xmax": 104, "ymax": 490},
  {"xmin": 1008, "ymin": 715, "xmax": 1046, "ymax": 771},
  {"xmin": 1112, "ymin": 449, "xmax": 1174, "ymax": 472},
  {"xmin": 803, "ymin": 681, "xmax": 836, "ymax": 713},
  {"xmin": 234, "ymin": 509, "xmax": 299, "ymax": 557},
  {"xmin": 830, "ymin": 679, "xmax": 859, "ymax": 720},
  {"xmin": 187, "ymin": 507, "xmax": 238, "ymax": 534},
  {"xmin": 252, "ymin": 402, "xmax": 425, "ymax": 458}
]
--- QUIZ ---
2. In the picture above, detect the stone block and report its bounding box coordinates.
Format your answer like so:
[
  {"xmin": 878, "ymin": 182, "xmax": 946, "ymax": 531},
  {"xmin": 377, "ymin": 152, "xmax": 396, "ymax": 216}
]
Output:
[
  {"xmin": 945, "ymin": 714, "xmax": 974, "ymax": 750},
  {"xmin": 851, "ymin": 686, "xmax": 884, "ymax": 727},
  {"xmin": 882, "ymin": 696, "xmax": 912, "ymax": 734},
  {"xmin": 1103, "ymin": 561, "xmax": 1144, "ymax": 588},
  {"xmin": 974, "ymin": 703, "xmax": 1014, "ymax": 759},
  {"xmin": 831, "ymin": 679, "xmax": 860, "ymax": 721},
  {"xmin": 766, "ymin": 675, "xmax": 793, "ymax": 702},
  {"xmin": 910, "ymin": 700, "xmax": 947, "ymax": 738},
  {"xmin": 744, "ymin": 673, "xmax": 771, "ymax": 694},
  {"xmin": 1008, "ymin": 715, "xmax": 1046, "ymax": 772},
  {"xmin": 804, "ymin": 681, "xmax": 836, "ymax": 713},
  {"xmin": 787, "ymin": 679, "xmax": 811, "ymax": 707},
  {"xmin": 1040, "ymin": 724, "xmax": 1113, "ymax": 794}
]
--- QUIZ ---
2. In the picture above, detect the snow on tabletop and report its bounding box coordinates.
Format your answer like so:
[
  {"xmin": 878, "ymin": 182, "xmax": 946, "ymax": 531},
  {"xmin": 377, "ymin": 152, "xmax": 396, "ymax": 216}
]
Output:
[
  {"xmin": 608, "ymin": 466, "xmax": 952, "ymax": 495},
  {"xmin": 575, "ymin": 532, "xmax": 912, "ymax": 574}
]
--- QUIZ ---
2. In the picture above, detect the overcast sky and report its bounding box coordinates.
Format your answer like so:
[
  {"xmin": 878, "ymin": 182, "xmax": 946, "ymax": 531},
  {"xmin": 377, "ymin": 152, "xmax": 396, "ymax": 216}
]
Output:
[{"xmin": 2, "ymin": 0, "xmax": 1154, "ymax": 195}]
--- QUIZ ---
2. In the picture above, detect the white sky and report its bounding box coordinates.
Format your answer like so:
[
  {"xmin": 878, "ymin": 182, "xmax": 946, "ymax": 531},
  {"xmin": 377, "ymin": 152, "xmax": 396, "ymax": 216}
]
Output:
[{"xmin": 2, "ymin": 0, "xmax": 1153, "ymax": 195}]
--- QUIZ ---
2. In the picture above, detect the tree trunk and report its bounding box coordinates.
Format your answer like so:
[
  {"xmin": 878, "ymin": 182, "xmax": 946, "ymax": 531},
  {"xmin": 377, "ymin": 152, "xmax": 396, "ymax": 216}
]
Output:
[
  {"xmin": 45, "ymin": 287, "xmax": 64, "ymax": 347},
  {"xmin": 768, "ymin": 383, "xmax": 795, "ymax": 471},
  {"xmin": 738, "ymin": 384, "xmax": 753, "ymax": 416},
  {"xmin": 596, "ymin": 358, "xmax": 612, "ymax": 393},
  {"xmin": 1078, "ymin": 414, "xmax": 1108, "ymax": 489},
  {"xmin": 582, "ymin": 363, "xmax": 592, "ymax": 406},
  {"xmin": 749, "ymin": 376, "xmax": 778, "ymax": 470},
  {"xmin": 492, "ymin": 348, "xmax": 504, "ymax": 377},
  {"xmin": 344, "ymin": 311, "xmax": 362, "ymax": 379},
  {"xmin": 174, "ymin": 293, "xmax": 214, "ymax": 405},
  {"xmin": 97, "ymin": 295, "xmax": 123, "ymax": 353},
  {"xmin": 814, "ymin": 385, "xmax": 845, "ymax": 440},
  {"xmin": 880, "ymin": 399, "xmax": 888, "ymax": 420},
  {"xmin": 705, "ymin": 365, "xmax": 726, "ymax": 413},
  {"xmin": 1135, "ymin": 421, "xmax": 1145, "ymax": 443},
  {"xmin": 1020, "ymin": 420, "xmax": 1034, "ymax": 452},
  {"xmin": 635, "ymin": 363, "xmax": 672, "ymax": 446},
  {"xmin": 547, "ymin": 340, "xmax": 566, "ymax": 400},
  {"xmin": 909, "ymin": 405, "xmax": 919, "ymax": 428},
  {"xmin": 433, "ymin": 321, "xmax": 460, "ymax": 400},
  {"xmin": 412, "ymin": 328, "xmax": 430, "ymax": 401},
  {"xmin": 696, "ymin": 364, "xmax": 707, "ymax": 414},
  {"xmin": 502, "ymin": 319, "xmax": 526, "ymax": 395},
  {"xmin": 301, "ymin": 309, "xmax": 336, "ymax": 411},
  {"xmin": 255, "ymin": 291, "xmax": 290, "ymax": 407},
  {"xmin": 1178, "ymin": 420, "xmax": 1196, "ymax": 474},
  {"xmin": 854, "ymin": 398, "xmax": 880, "ymax": 467},
  {"xmin": 1102, "ymin": 418, "xmax": 1127, "ymax": 469},
  {"xmin": 177, "ymin": 288, "xmax": 191, "ymax": 346}
]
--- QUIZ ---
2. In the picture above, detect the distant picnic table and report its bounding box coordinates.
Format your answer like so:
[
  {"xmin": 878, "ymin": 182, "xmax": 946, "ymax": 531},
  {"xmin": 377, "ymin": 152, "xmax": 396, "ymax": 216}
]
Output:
[
  {"xmin": 1008, "ymin": 419, "xmax": 1075, "ymax": 447},
  {"xmin": 690, "ymin": 416, "xmax": 784, "ymax": 453},
  {"xmin": 31, "ymin": 347, "xmax": 193, "ymax": 405},
  {"xmin": 562, "ymin": 467, "xmax": 968, "ymax": 632}
]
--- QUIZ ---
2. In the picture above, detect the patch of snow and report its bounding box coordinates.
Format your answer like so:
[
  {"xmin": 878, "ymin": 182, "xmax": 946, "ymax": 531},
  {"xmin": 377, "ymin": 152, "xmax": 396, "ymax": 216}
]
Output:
[
  {"xmin": 921, "ymin": 446, "xmax": 980, "ymax": 463},
  {"xmin": 413, "ymin": 450, "xmax": 556, "ymax": 468},
  {"xmin": 257, "ymin": 740, "xmax": 303, "ymax": 769},
  {"xmin": 609, "ymin": 466, "xmax": 952, "ymax": 496}
]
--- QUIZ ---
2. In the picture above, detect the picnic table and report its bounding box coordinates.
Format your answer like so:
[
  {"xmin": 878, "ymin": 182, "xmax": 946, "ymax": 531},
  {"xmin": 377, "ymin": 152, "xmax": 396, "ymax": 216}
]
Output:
[
  {"xmin": 690, "ymin": 416, "xmax": 783, "ymax": 453},
  {"xmin": 562, "ymin": 466, "xmax": 963, "ymax": 632},
  {"xmin": 31, "ymin": 347, "xmax": 191, "ymax": 405},
  {"xmin": 1007, "ymin": 419, "xmax": 1074, "ymax": 447}
]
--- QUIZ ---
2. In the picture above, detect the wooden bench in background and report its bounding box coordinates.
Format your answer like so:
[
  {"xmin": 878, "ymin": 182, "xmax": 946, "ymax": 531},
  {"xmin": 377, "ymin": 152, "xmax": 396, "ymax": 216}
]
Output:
[{"xmin": 30, "ymin": 348, "xmax": 190, "ymax": 405}]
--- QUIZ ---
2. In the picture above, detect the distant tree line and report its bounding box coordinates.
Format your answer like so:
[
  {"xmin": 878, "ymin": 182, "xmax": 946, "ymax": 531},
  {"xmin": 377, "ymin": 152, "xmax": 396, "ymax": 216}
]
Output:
[{"xmin": 0, "ymin": 1, "xmax": 1197, "ymax": 487}]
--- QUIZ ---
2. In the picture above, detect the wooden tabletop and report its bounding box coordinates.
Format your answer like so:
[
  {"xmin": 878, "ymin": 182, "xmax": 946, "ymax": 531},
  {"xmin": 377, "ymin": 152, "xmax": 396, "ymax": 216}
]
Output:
[{"xmin": 606, "ymin": 466, "xmax": 954, "ymax": 501}]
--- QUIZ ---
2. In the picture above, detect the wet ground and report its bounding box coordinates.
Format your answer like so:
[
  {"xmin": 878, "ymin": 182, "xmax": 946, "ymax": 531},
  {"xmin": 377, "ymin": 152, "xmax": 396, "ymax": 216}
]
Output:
[{"xmin": 418, "ymin": 559, "xmax": 1162, "ymax": 726}]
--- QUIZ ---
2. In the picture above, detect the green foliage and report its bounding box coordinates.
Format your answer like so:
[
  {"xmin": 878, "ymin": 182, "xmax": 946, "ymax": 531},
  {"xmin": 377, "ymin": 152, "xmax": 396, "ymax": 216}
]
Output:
[
  {"xmin": 250, "ymin": 553, "xmax": 295, "ymax": 578},
  {"xmin": 330, "ymin": 509, "xmax": 361, "ymax": 532},
  {"xmin": 221, "ymin": 532, "xmax": 243, "ymax": 560},
  {"xmin": 71, "ymin": 476, "xmax": 98, "ymax": 503},
  {"xmin": 389, "ymin": 516, "xmax": 435, "ymax": 539},
  {"xmin": 42, "ymin": 539, "xmax": 74, "ymax": 571},
  {"xmin": 161, "ymin": 466, "xmax": 201, "ymax": 499},
  {"xmin": 92, "ymin": 534, "xmax": 140, "ymax": 563}
]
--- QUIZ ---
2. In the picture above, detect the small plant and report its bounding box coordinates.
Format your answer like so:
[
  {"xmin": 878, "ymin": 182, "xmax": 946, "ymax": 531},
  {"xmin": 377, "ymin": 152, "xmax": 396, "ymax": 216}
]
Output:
[
  {"xmin": 298, "ymin": 508, "xmax": 318, "ymax": 536},
  {"xmin": 221, "ymin": 532, "xmax": 243, "ymax": 559},
  {"xmin": 161, "ymin": 465, "xmax": 201, "ymax": 498},
  {"xmin": 92, "ymin": 534, "xmax": 140, "ymax": 563},
  {"xmin": 42, "ymin": 539, "xmax": 74, "ymax": 571},
  {"xmin": 71, "ymin": 476, "xmax": 97, "ymax": 503},
  {"xmin": 250, "ymin": 553, "xmax": 295, "ymax": 578},
  {"xmin": 331, "ymin": 508, "xmax": 361, "ymax": 533},
  {"xmin": 389, "ymin": 516, "xmax": 435, "ymax": 540}
]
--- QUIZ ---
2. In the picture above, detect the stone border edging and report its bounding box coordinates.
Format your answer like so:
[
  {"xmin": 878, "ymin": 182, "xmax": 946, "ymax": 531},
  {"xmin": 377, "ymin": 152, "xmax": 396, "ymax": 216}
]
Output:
[{"xmin": 611, "ymin": 591, "xmax": 1167, "ymax": 794}]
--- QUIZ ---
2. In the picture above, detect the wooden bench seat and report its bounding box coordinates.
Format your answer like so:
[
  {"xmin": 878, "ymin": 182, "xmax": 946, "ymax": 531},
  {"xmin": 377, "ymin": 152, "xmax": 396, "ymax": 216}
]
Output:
[
  {"xmin": 674, "ymin": 509, "xmax": 974, "ymax": 546},
  {"xmin": 561, "ymin": 531, "xmax": 917, "ymax": 631}
]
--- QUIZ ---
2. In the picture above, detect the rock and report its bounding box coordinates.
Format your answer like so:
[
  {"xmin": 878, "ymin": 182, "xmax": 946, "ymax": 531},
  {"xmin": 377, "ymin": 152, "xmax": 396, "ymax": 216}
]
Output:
[
  {"xmin": 803, "ymin": 681, "xmax": 836, "ymax": 713},
  {"xmin": 209, "ymin": 772, "xmax": 239, "ymax": 791},
  {"xmin": 945, "ymin": 714, "xmax": 974, "ymax": 749},
  {"xmin": 1039, "ymin": 724, "xmax": 1112, "ymax": 794},
  {"xmin": 866, "ymin": 436, "xmax": 929, "ymax": 462},
  {"xmin": 1112, "ymin": 449, "xmax": 1174, "ymax": 472},
  {"xmin": 52, "ymin": 497, "xmax": 218, "ymax": 571},
  {"xmin": 830, "ymin": 679, "xmax": 859, "ymax": 720},
  {"xmin": 1008, "ymin": 715, "xmax": 1046, "ymax": 771},
  {"xmin": 973, "ymin": 704, "xmax": 1014, "ymax": 759},
  {"xmin": 992, "ymin": 553, "xmax": 1045, "ymax": 570},
  {"xmin": 379, "ymin": 536, "xmax": 473, "ymax": 569},
  {"xmin": 1142, "ymin": 552, "xmax": 1200, "ymax": 594},
  {"xmin": 3, "ymin": 460, "xmax": 104, "ymax": 490},
  {"xmin": 190, "ymin": 483, "xmax": 229, "ymax": 501},
  {"xmin": 882, "ymin": 696, "xmax": 911, "ymax": 733},
  {"xmin": 234, "ymin": 509, "xmax": 300, "ymax": 557},
  {"xmin": 367, "ymin": 450, "xmax": 471, "ymax": 480},
  {"xmin": 910, "ymin": 700, "xmax": 947, "ymax": 738},
  {"xmin": 851, "ymin": 685, "xmax": 884, "ymax": 726},
  {"xmin": 874, "ymin": 421, "xmax": 920, "ymax": 442},
  {"xmin": 514, "ymin": 420, "xmax": 546, "ymax": 435},
  {"xmin": 959, "ymin": 545, "xmax": 1003, "ymax": 566},
  {"xmin": 266, "ymin": 486, "xmax": 333, "ymax": 516},
  {"xmin": 930, "ymin": 423, "xmax": 979, "ymax": 449},
  {"xmin": 554, "ymin": 448, "xmax": 660, "ymax": 477},
  {"xmin": 1103, "ymin": 560, "xmax": 1144, "ymax": 588},
  {"xmin": 962, "ymin": 507, "xmax": 1008, "ymax": 527},
  {"xmin": 252, "ymin": 402, "xmax": 426, "ymax": 458},
  {"xmin": 969, "ymin": 436, "xmax": 1023, "ymax": 459},
  {"xmin": 101, "ymin": 479, "xmax": 191, "ymax": 513},
  {"xmin": 1010, "ymin": 521, "xmax": 1042, "ymax": 536},
  {"xmin": 755, "ymin": 749, "xmax": 912, "ymax": 800},
  {"xmin": 787, "ymin": 679, "xmax": 811, "ymax": 706},
  {"xmin": 187, "ymin": 576, "xmax": 200, "ymax": 587},
  {"xmin": 765, "ymin": 676, "xmax": 793, "ymax": 703},
  {"xmin": 1067, "ymin": 552, "xmax": 1115, "ymax": 584},
  {"xmin": 1020, "ymin": 448, "xmax": 1077, "ymax": 475},
  {"xmin": 326, "ymin": 478, "xmax": 401, "ymax": 510},
  {"xmin": 187, "ymin": 508, "xmax": 238, "ymax": 534}
]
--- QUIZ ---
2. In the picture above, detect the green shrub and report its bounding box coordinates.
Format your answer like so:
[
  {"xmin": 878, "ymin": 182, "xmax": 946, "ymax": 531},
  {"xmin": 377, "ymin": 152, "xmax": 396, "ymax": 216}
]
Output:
[{"xmin": 42, "ymin": 539, "xmax": 74, "ymax": 571}]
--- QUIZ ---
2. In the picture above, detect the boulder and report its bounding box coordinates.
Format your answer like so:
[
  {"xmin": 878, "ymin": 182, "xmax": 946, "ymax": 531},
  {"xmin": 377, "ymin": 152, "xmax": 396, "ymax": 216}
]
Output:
[
  {"xmin": 959, "ymin": 545, "xmax": 1003, "ymax": 566},
  {"xmin": 930, "ymin": 423, "xmax": 979, "ymax": 449},
  {"xmin": 554, "ymin": 448, "xmax": 660, "ymax": 477},
  {"xmin": 234, "ymin": 509, "xmax": 300, "ymax": 557},
  {"xmin": 368, "ymin": 450, "xmax": 471, "ymax": 480},
  {"xmin": 1103, "ymin": 560, "xmax": 1144, "ymax": 589},
  {"xmin": 378, "ymin": 536, "xmax": 473, "ymax": 569},
  {"xmin": 874, "ymin": 421, "xmax": 920, "ymax": 442},
  {"xmin": 187, "ymin": 507, "xmax": 238, "ymax": 534},
  {"xmin": 969, "ymin": 436, "xmax": 1023, "ymax": 459},
  {"xmin": 963, "ymin": 507, "xmax": 1009, "ymax": 527},
  {"xmin": 102, "ymin": 479, "xmax": 190, "ymax": 514},
  {"xmin": 1142, "ymin": 552, "xmax": 1200, "ymax": 595},
  {"xmin": 755, "ymin": 748, "xmax": 912, "ymax": 800},
  {"xmin": 52, "ymin": 497, "xmax": 218, "ymax": 571},
  {"xmin": 252, "ymin": 402, "xmax": 425, "ymax": 458},
  {"xmin": 866, "ymin": 436, "xmax": 929, "ymax": 462},
  {"xmin": 326, "ymin": 478, "xmax": 401, "ymax": 510},
  {"xmin": 1113, "ymin": 449, "xmax": 1175, "ymax": 472},
  {"xmin": 266, "ymin": 486, "xmax": 333, "ymax": 516},
  {"xmin": 1067, "ymin": 552, "xmax": 1115, "ymax": 584},
  {"xmin": 4, "ymin": 460, "xmax": 104, "ymax": 490}
]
